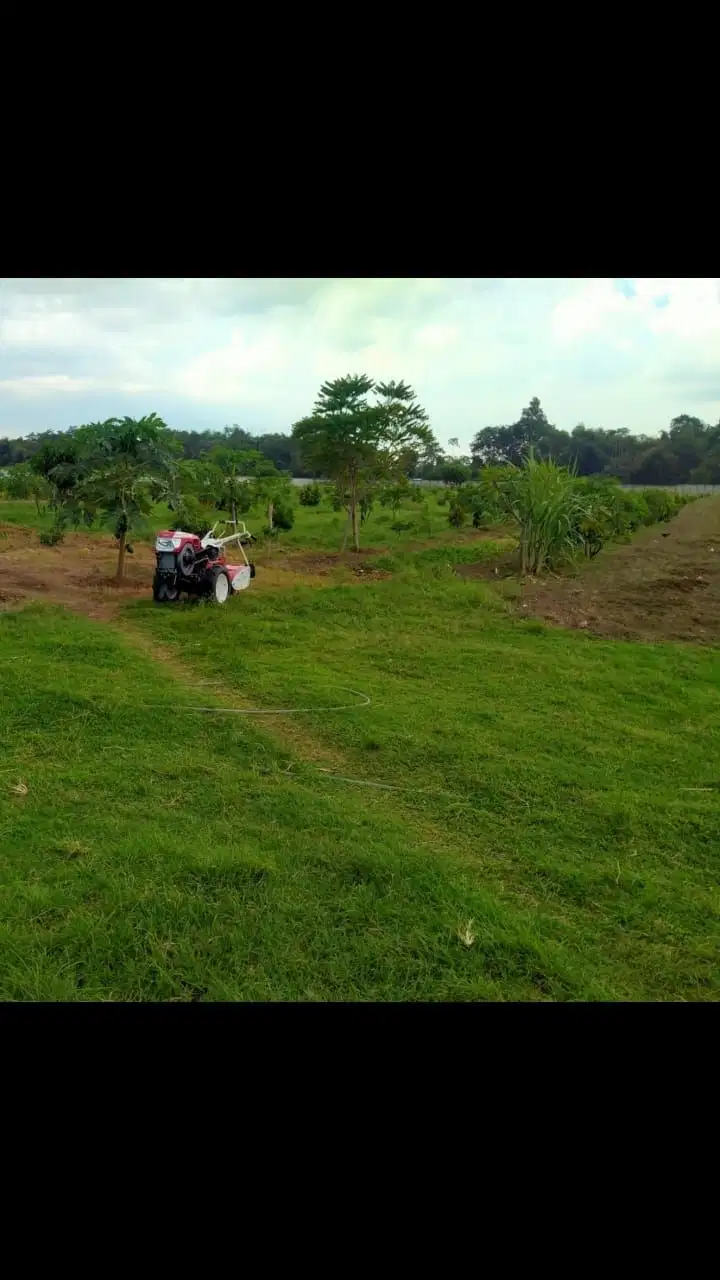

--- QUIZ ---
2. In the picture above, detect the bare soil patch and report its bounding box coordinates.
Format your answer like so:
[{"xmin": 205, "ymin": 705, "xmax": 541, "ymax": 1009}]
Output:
[
  {"xmin": 404, "ymin": 527, "xmax": 509, "ymax": 553},
  {"xmin": 519, "ymin": 497, "xmax": 720, "ymax": 644},
  {"xmin": 0, "ymin": 527, "xmax": 384, "ymax": 619},
  {"xmin": 456, "ymin": 550, "xmax": 521, "ymax": 581},
  {"xmin": 0, "ymin": 525, "xmax": 155, "ymax": 619},
  {"xmin": 283, "ymin": 549, "xmax": 384, "ymax": 575}
]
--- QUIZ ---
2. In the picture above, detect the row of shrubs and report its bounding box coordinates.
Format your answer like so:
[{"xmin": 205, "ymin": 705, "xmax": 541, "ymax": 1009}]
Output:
[{"xmin": 440, "ymin": 461, "xmax": 692, "ymax": 575}]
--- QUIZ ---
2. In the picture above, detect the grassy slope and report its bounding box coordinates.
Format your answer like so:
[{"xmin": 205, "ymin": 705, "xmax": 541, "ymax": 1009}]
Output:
[
  {"xmin": 1, "ymin": 494, "xmax": 719, "ymax": 1001},
  {"xmin": 1, "ymin": 605, "xmax": 601, "ymax": 1002},
  {"xmin": 131, "ymin": 565, "xmax": 720, "ymax": 1001}
]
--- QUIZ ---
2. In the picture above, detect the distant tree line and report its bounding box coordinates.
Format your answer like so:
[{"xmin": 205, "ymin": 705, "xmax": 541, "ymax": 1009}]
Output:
[
  {"xmin": 3, "ymin": 397, "xmax": 720, "ymax": 484},
  {"xmin": 0, "ymin": 423, "xmax": 312, "ymax": 476},
  {"xmin": 422, "ymin": 399, "xmax": 720, "ymax": 486}
]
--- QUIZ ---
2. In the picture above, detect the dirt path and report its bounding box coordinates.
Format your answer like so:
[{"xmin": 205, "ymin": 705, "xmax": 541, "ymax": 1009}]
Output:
[
  {"xmin": 118, "ymin": 621, "xmax": 350, "ymax": 773},
  {"xmin": 520, "ymin": 497, "xmax": 720, "ymax": 644}
]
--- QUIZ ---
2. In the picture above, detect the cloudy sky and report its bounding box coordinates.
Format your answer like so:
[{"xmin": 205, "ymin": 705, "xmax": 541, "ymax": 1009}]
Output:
[{"xmin": 1, "ymin": 277, "xmax": 718, "ymax": 448}]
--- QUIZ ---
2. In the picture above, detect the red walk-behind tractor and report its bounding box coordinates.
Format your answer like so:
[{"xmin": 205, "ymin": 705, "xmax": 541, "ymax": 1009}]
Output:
[{"xmin": 153, "ymin": 520, "xmax": 256, "ymax": 604}]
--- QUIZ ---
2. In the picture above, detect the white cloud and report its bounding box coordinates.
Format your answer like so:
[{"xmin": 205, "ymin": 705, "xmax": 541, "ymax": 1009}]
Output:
[
  {"xmin": 179, "ymin": 328, "xmax": 286, "ymax": 404},
  {"xmin": 0, "ymin": 375, "xmax": 101, "ymax": 396},
  {"xmin": 0, "ymin": 277, "xmax": 719, "ymax": 445},
  {"xmin": 551, "ymin": 280, "xmax": 629, "ymax": 343},
  {"xmin": 551, "ymin": 277, "xmax": 720, "ymax": 345},
  {"xmin": 415, "ymin": 324, "xmax": 459, "ymax": 349}
]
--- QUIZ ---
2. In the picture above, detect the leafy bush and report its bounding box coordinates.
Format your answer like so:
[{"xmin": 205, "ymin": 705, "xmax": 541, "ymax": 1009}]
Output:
[
  {"xmin": 1, "ymin": 462, "xmax": 50, "ymax": 511},
  {"xmin": 299, "ymin": 482, "xmax": 322, "ymax": 507},
  {"xmin": 445, "ymin": 473, "xmax": 508, "ymax": 531},
  {"xmin": 378, "ymin": 479, "xmax": 424, "ymax": 516},
  {"xmin": 2, "ymin": 464, "xmax": 32, "ymax": 500},
  {"xmin": 640, "ymin": 487, "xmax": 677, "ymax": 524},
  {"xmin": 272, "ymin": 502, "xmax": 295, "ymax": 531},
  {"xmin": 612, "ymin": 489, "xmax": 650, "ymax": 533},
  {"xmin": 448, "ymin": 503, "xmax": 466, "ymax": 528},
  {"xmin": 39, "ymin": 528, "xmax": 65, "ymax": 546},
  {"xmin": 166, "ymin": 493, "xmax": 210, "ymax": 537}
]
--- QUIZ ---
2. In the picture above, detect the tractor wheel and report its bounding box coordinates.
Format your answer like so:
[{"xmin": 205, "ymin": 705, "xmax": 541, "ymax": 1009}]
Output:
[
  {"xmin": 153, "ymin": 574, "xmax": 179, "ymax": 604},
  {"xmin": 206, "ymin": 566, "xmax": 230, "ymax": 604},
  {"xmin": 179, "ymin": 544, "xmax": 196, "ymax": 576}
]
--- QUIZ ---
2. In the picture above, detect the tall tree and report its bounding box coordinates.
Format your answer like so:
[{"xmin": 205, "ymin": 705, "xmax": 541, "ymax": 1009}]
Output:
[
  {"xmin": 472, "ymin": 397, "xmax": 566, "ymax": 467},
  {"xmin": 292, "ymin": 374, "xmax": 436, "ymax": 551},
  {"xmin": 689, "ymin": 422, "xmax": 720, "ymax": 482},
  {"xmin": 667, "ymin": 414, "xmax": 708, "ymax": 478}
]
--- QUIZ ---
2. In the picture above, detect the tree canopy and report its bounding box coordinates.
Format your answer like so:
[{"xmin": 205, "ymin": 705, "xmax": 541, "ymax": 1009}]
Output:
[
  {"xmin": 45, "ymin": 414, "xmax": 178, "ymax": 580},
  {"xmin": 292, "ymin": 374, "xmax": 437, "ymax": 550}
]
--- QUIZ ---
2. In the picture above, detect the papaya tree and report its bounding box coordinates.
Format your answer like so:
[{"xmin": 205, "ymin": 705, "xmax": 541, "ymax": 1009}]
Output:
[{"xmin": 68, "ymin": 414, "xmax": 178, "ymax": 581}]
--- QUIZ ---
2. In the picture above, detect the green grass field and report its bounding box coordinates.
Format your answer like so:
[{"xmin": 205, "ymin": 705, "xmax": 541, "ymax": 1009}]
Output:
[
  {"xmin": 0, "ymin": 500, "xmax": 56, "ymax": 533},
  {"xmin": 1, "ymin": 494, "xmax": 719, "ymax": 1000},
  {"xmin": 153, "ymin": 487, "xmax": 457, "ymax": 552}
]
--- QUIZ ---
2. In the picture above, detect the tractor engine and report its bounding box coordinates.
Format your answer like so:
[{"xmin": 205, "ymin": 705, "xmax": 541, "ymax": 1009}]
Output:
[
  {"xmin": 153, "ymin": 529, "xmax": 255, "ymax": 604},
  {"xmin": 153, "ymin": 531, "xmax": 211, "ymax": 602}
]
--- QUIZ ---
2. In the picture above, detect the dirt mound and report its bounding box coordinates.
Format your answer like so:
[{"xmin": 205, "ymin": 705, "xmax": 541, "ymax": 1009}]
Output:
[{"xmin": 521, "ymin": 497, "xmax": 720, "ymax": 644}]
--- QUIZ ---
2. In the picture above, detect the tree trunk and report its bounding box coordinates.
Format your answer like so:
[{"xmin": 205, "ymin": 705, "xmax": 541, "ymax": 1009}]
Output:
[
  {"xmin": 350, "ymin": 488, "xmax": 360, "ymax": 552},
  {"xmin": 341, "ymin": 510, "xmax": 351, "ymax": 552},
  {"xmin": 116, "ymin": 530, "xmax": 127, "ymax": 582},
  {"xmin": 267, "ymin": 500, "xmax": 274, "ymax": 530},
  {"xmin": 232, "ymin": 499, "xmax": 237, "ymax": 525}
]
